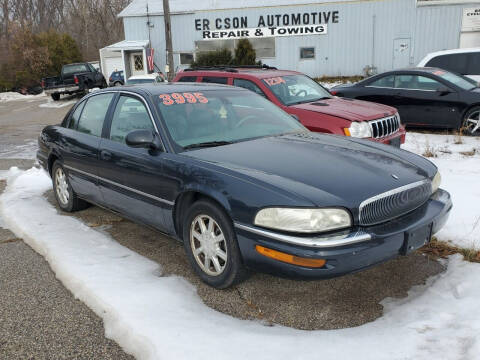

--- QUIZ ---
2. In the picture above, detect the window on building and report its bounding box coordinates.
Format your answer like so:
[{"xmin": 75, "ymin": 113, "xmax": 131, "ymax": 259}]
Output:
[
  {"xmin": 109, "ymin": 96, "xmax": 153, "ymax": 144},
  {"xmin": 300, "ymin": 47, "xmax": 315, "ymax": 59},
  {"xmin": 201, "ymin": 77, "xmax": 228, "ymax": 84},
  {"xmin": 369, "ymin": 75, "xmax": 395, "ymax": 88},
  {"xmin": 180, "ymin": 53, "xmax": 194, "ymax": 65},
  {"xmin": 177, "ymin": 76, "xmax": 198, "ymax": 82},
  {"xmin": 194, "ymin": 38, "xmax": 275, "ymax": 59},
  {"xmin": 77, "ymin": 93, "xmax": 114, "ymax": 137},
  {"xmin": 233, "ymin": 78, "xmax": 266, "ymax": 97}
]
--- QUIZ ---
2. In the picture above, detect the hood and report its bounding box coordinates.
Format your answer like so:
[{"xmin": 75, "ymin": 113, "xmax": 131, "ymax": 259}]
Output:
[
  {"xmin": 184, "ymin": 132, "xmax": 435, "ymax": 209},
  {"xmin": 290, "ymin": 97, "xmax": 396, "ymax": 122}
]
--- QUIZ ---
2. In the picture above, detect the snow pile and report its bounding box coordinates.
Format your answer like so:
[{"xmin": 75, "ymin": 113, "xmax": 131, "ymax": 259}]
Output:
[
  {"xmin": 403, "ymin": 132, "xmax": 480, "ymax": 249},
  {"xmin": 319, "ymin": 81, "xmax": 348, "ymax": 89},
  {"xmin": 39, "ymin": 98, "xmax": 77, "ymax": 108},
  {"xmin": 1, "ymin": 167, "xmax": 480, "ymax": 360},
  {"xmin": 0, "ymin": 92, "xmax": 46, "ymax": 102}
]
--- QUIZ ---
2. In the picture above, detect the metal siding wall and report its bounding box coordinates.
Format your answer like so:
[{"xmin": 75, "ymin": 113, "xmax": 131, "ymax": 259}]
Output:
[{"xmin": 122, "ymin": 0, "xmax": 479, "ymax": 77}]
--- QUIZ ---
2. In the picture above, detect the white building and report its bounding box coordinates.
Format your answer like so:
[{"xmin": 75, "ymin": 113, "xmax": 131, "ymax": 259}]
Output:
[{"xmin": 100, "ymin": 0, "xmax": 480, "ymax": 78}]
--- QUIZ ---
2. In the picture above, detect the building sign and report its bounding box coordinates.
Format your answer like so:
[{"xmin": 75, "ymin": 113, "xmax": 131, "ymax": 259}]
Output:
[
  {"xmin": 462, "ymin": 7, "xmax": 480, "ymax": 31},
  {"xmin": 195, "ymin": 11, "xmax": 338, "ymax": 40},
  {"xmin": 201, "ymin": 25, "xmax": 327, "ymax": 40}
]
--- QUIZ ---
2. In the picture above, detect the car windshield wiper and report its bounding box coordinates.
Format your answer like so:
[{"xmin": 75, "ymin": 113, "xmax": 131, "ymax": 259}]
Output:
[
  {"xmin": 183, "ymin": 141, "xmax": 233, "ymax": 150},
  {"xmin": 289, "ymin": 97, "xmax": 332, "ymax": 105}
]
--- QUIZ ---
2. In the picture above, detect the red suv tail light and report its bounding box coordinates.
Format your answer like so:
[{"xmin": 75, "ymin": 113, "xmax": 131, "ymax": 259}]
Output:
[
  {"xmin": 330, "ymin": 90, "xmax": 338, "ymax": 95},
  {"xmin": 41, "ymin": 80, "xmax": 45, "ymax": 88},
  {"xmin": 74, "ymin": 75, "xmax": 79, "ymax": 85}
]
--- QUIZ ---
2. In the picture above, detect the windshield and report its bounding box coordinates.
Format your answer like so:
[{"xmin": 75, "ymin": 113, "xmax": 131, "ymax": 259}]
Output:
[
  {"xmin": 432, "ymin": 70, "xmax": 477, "ymax": 90},
  {"xmin": 154, "ymin": 90, "xmax": 306, "ymax": 150},
  {"xmin": 263, "ymin": 75, "xmax": 332, "ymax": 106}
]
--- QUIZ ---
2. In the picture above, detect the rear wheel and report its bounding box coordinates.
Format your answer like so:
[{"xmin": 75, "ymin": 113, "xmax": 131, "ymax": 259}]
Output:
[
  {"xmin": 52, "ymin": 161, "xmax": 89, "ymax": 212},
  {"xmin": 114, "ymin": 81, "xmax": 122, "ymax": 87},
  {"xmin": 183, "ymin": 200, "xmax": 248, "ymax": 289},
  {"xmin": 462, "ymin": 106, "xmax": 480, "ymax": 136},
  {"xmin": 100, "ymin": 79, "xmax": 107, "ymax": 88},
  {"xmin": 51, "ymin": 93, "xmax": 60, "ymax": 101}
]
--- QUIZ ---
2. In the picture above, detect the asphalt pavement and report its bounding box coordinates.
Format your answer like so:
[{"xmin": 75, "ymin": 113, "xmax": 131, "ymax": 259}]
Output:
[{"xmin": 0, "ymin": 93, "xmax": 446, "ymax": 359}]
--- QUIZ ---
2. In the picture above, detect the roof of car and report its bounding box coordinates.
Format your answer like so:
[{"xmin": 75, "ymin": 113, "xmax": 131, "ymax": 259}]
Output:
[
  {"xmin": 117, "ymin": 82, "xmax": 244, "ymax": 95},
  {"xmin": 179, "ymin": 68, "xmax": 302, "ymax": 79},
  {"xmin": 418, "ymin": 47, "xmax": 480, "ymax": 65},
  {"xmin": 128, "ymin": 74, "xmax": 160, "ymax": 80}
]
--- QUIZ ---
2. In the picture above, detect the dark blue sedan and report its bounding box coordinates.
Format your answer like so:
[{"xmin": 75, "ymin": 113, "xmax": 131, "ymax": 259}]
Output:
[{"xmin": 37, "ymin": 83, "xmax": 452, "ymax": 288}]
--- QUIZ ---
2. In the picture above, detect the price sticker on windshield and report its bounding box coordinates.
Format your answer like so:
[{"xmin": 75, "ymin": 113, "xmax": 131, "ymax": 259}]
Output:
[
  {"xmin": 159, "ymin": 92, "xmax": 208, "ymax": 106},
  {"xmin": 264, "ymin": 77, "xmax": 286, "ymax": 86}
]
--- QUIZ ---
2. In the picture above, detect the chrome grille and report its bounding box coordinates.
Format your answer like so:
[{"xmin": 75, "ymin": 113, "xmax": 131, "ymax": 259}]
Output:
[
  {"xmin": 359, "ymin": 180, "xmax": 432, "ymax": 226},
  {"xmin": 369, "ymin": 114, "xmax": 400, "ymax": 139}
]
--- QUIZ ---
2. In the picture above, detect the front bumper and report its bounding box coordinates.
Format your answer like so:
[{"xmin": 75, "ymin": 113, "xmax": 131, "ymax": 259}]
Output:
[{"xmin": 234, "ymin": 188, "xmax": 451, "ymax": 279}]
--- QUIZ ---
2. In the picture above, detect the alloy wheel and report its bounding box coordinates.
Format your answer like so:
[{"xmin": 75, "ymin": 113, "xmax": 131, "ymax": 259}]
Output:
[
  {"xmin": 464, "ymin": 110, "xmax": 480, "ymax": 135},
  {"xmin": 55, "ymin": 167, "xmax": 70, "ymax": 205},
  {"xmin": 190, "ymin": 215, "xmax": 228, "ymax": 276}
]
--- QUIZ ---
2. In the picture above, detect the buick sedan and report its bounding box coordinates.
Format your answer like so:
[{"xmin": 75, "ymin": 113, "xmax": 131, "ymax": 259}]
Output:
[{"xmin": 37, "ymin": 84, "xmax": 452, "ymax": 288}]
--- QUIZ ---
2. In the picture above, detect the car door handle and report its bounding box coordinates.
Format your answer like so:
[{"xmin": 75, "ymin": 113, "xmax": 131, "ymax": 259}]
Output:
[{"xmin": 100, "ymin": 150, "xmax": 112, "ymax": 160}]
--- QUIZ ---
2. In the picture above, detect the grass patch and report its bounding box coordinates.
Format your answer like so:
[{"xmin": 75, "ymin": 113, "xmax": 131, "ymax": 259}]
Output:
[
  {"xmin": 420, "ymin": 237, "xmax": 480, "ymax": 263},
  {"xmin": 422, "ymin": 141, "xmax": 437, "ymax": 158}
]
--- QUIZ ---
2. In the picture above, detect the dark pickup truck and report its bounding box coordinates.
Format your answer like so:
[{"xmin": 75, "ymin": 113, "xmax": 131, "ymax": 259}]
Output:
[{"xmin": 42, "ymin": 62, "xmax": 107, "ymax": 101}]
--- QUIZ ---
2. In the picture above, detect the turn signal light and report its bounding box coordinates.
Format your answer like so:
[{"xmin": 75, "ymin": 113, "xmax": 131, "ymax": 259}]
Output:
[
  {"xmin": 255, "ymin": 245, "xmax": 326, "ymax": 268},
  {"xmin": 343, "ymin": 128, "xmax": 351, "ymax": 136}
]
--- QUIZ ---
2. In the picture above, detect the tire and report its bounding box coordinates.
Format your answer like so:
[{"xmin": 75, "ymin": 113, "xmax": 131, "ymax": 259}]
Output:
[
  {"xmin": 462, "ymin": 106, "xmax": 480, "ymax": 136},
  {"xmin": 51, "ymin": 93, "xmax": 60, "ymax": 101},
  {"xmin": 101, "ymin": 79, "xmax": 107, "ymax": 88},
  {"xmin": 183, "ymin": 200, "xmax": 248, "ymax": 289},
  {"xmin": 114, "ymin": 81, "xmax": 122, "ymax": 87},
  {"xmin": 52, "ymin": 161, "xmax": 89, "ymax": 212}
]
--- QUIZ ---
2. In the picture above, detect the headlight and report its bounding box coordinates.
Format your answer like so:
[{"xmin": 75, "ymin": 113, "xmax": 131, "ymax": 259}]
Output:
[
  {"xmin": 345, "ymin": 121, "xmax": 372, "ymax": 138},
  {"xmin": 431, "ymin": 171, "xmax": 441, "ymax": 194},
  {"xmin": 254, "ymin": 208, "xmax": 352, "ymax": 233}
]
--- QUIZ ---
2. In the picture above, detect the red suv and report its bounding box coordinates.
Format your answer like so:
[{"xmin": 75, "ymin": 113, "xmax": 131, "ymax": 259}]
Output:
[{"xmin": 173, "ymin": 66, "xmax": 406, "ymax": 146}]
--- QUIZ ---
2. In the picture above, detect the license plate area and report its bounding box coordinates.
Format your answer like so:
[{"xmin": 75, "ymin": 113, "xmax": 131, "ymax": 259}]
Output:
[
  {"xmin": 390, "ymin": 137, "xmax": 401, "ymax": 147},
  {"xmin": 401, "ymin": 223, "xmax": 432, "ymax": 255}
]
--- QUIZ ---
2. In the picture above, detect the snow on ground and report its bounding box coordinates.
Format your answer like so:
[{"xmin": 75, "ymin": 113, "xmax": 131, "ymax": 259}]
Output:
[
  {"xmin": 319, "ymin": 81, "xmax": 348, "ymax": 89},
  {"xmin": 0, "ymin": 92, "xmax": 46, "ymax": 102},
  {"xmin": 0, "ymin": 140, "xmax": 37, "ymax": 160},
  {"xmin": 1, "ymin": 167, "xmax": 480, "ymax": 360},
  {"xmin": 403, "ymin": 132, "xmax": 480, "ymax": 249},
  {"xmin": 38, "ymin": 98, "xmax": 77, "ymax": 108}
]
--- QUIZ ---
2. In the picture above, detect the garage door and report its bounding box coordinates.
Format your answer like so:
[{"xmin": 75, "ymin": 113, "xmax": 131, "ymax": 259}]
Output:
[{"xmin": 103, "ymin": 57, "xmax": 124, "ymax": 78}]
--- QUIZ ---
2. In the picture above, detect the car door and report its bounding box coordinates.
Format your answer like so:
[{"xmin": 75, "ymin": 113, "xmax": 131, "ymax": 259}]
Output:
[
  {"xmin": 356, "ymin": 74, "xmax": 400, "ymax": 108},
  {"xmin": 97, "ymin": 92, "xmax": 171, "ymax": 232},
  {"xmin": 60, "ymin": 92, "xmax": 115, "ymax": 204},
  {"xmin": 393, "ymin": 74, "xmax": 458, "ymax": 127}
]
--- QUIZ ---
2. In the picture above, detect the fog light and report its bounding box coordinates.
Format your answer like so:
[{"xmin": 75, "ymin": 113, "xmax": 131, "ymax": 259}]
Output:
[{"xmin": 255, "ymin": 245, "xmax": 326, "ymax": 268}]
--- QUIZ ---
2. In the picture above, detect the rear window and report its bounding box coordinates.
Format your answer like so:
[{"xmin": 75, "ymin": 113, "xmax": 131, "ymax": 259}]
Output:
[
  {"xmin": 425, "ymin": 53, "xmax": 480, "ymax": 75},
  {"xmin": 63, "ymin": 64, "xmax": 89, "ymax": 75}
]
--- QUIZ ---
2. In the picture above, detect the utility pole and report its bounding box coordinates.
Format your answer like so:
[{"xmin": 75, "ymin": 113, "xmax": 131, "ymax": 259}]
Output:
[{"xmin": 162, "ymin": 0, "xmax": 174, "ymax": 81}]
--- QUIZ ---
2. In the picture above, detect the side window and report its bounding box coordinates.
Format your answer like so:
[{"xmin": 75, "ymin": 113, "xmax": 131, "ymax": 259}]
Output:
[
  {"xmin": 68, "ymin": 101, "xmax": 86, "ymax": 129},
  {"xmin": 467, "ymin": 53, "xmax": 480, "ymax": 75},
  {"xmin": 394, "ymin": 75, "xmax": 441, "ymax": 90},
  {"xmin": 201, "ymin": 76, "xmax": 228, "ymax": 84},
  {"xmin": 233, "ymin": 78, "xmax": 267, "ymax": 98},
  {"xmin": 177, "ymin": 76, "xmax": 197, "ymax": 82},
  {"xmin": 109, "ymin": 96, "xmax": 153, "ymax": 144},
  {"xmin": 426, "ymin": 54, "xmax": 468, "ymax": 75},
  {"xmin": 77, "ymin": 93, "xmax": 114, "ymax": 136},
  {"xmin": 415, "ymin": 76, "xmax": 442, "ymax": 91},
  {"xmin": 369, "ymin": 75, "xmax": 395, "ymax": 88}
]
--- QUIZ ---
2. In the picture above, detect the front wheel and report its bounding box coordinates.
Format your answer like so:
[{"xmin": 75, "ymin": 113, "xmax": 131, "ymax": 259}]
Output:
[
  {"xmin": 462, "ymin": 106, "xmax": 480, "ymax": 136},
  {"xmin": 183, "ymin": 200, "xmax": 248, "ymax": 289},
  {"xmin": 52, "ymin": 161, "xmax": 89, "ymax": 212}
]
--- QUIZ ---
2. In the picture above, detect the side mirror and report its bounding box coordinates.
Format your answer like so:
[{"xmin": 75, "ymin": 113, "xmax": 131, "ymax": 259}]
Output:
[
  {"xmin": 291, "ymin": 114, "xmax": 300, "ymax": 122},
  {"xmin": 436, "ymin": 86, "xmax": 452, "ymax": 95},
  {"xmin": 126, "ymin": 130, "xmax": 162, "ymax": 151}
]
